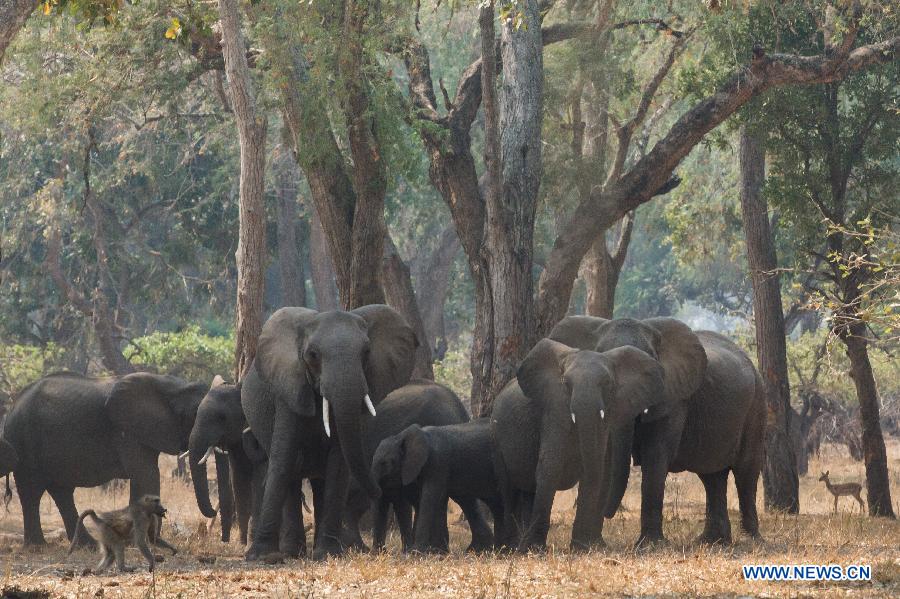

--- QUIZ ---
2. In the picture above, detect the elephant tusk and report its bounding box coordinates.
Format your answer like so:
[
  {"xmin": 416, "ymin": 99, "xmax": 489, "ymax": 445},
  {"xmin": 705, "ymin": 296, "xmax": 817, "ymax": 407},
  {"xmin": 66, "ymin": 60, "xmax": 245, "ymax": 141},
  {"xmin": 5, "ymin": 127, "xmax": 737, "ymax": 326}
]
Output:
[
  {"xmin": 322, "ymin": 397, "xmax": 331, "ymax": 437},
  {"xmin": 242, "ymin": 426, "xmax": 252, "ymax": 434},
  {"xmin": 364, "ymin": 394, "xmax": 376, "ymax": 417},
  {"xmin": 178, "ymin": 450, "xmax": 189, "ymax": 461},
  {"xmin": 571, "ymin": 413, "xmax": 576, "ymax": 424},
  {"xmin": 198, "ymin": 446, "xmax": 215, "ymax": 466},
  {"xmin": 643, "ymin": 408, "xmax": 649, "ymax": 414},
  {"xmin": 214, "ymin": 447, "xmax": 228, "ymax": 455},
  {"xmin": 600, "ymin": 410, "xmax": 605, "ymax": 420}
]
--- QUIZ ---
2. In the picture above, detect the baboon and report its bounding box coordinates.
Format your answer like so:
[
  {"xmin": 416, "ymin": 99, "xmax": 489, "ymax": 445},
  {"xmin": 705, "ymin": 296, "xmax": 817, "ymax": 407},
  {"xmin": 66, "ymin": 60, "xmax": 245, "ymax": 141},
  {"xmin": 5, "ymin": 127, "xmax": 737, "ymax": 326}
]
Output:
[{"xmin": 69, "ymin": 495, "xmax": 177, "ymax": 574}]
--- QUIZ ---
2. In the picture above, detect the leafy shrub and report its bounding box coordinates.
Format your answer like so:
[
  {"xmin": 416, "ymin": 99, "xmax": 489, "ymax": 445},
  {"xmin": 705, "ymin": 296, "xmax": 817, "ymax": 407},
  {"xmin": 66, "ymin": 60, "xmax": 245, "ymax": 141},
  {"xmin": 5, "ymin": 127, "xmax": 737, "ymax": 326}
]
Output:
[
  {"xmin": 0, "ymin": 343, "xmax": 67, "ymax": 399},
  {"xmin": 126, "ymin": 326, "xmax": 234, "ymax": 383},
  {"xmin": 432, "ymin": 335, "xmax": 473, "ymax": 413}
]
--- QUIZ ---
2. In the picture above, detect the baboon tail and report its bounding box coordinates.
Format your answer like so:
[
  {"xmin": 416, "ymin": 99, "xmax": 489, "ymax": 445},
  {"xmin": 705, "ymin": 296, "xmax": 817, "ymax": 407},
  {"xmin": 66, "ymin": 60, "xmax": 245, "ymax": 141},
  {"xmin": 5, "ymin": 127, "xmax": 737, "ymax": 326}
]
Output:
[{"xmin": 68, "ymin": 510, "xmax": 98, "ymax": 554}]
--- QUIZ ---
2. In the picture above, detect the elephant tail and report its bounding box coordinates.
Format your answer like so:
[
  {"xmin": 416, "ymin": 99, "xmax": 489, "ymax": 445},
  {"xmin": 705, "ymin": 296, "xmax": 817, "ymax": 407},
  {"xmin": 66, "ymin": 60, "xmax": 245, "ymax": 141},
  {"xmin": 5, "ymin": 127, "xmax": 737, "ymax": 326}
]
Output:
[
  {"xmin": 3, "ymin": 475, "xmax": 11, "ymax": 510},
  {"xmin": 603, "ymin": 421, "xmax": 634, "ymax": 519}
]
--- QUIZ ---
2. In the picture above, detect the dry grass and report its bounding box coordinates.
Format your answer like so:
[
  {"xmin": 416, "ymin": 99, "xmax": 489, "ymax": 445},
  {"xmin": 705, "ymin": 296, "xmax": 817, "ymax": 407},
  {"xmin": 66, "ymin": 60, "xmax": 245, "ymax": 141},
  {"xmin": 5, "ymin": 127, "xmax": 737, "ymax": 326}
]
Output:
[{"xmin": 1, "ymin": 441, "xmax": 898, "ymax": 598}]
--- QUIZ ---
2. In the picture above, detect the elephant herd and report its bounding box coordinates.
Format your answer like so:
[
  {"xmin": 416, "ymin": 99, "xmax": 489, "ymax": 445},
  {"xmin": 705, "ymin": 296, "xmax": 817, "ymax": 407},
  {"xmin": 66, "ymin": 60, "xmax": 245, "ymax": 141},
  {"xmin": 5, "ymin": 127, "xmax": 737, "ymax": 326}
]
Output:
[{"xmin": 0, "ymin": 305, "xmax": 766, "ymax": 560}]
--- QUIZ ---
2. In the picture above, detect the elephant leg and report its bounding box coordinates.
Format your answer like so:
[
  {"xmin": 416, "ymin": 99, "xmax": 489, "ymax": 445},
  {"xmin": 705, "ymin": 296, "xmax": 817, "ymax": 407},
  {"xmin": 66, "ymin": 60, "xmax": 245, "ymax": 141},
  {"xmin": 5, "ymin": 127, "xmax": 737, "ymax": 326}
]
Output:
[
  {"xmin": 311, "ymin": 477, "xmax": 325, "ymax": 540},
  {"xmin": 229, "ymin": 451, "xmax": 253, "ymax": 546},
  {"xmin": 118, "ymin": 442, "xmax": 161, "ymax": 502},
  {"xmin": 733, "ymin": 462, "xmax": 761, "ymax": 539},
  {"xmin": 47, "ymin": 486, "xmax": 97, "ymax": 550},
  {"xmin": 455, "ymin": 497, "xmax": 493, "ymax": 553},
  {"xmin": 412, "ymin": 475, "xmax": 448, "ymax": 554},
  {"xmin": 246, "ymin": 410, "xmax": 300, "ymax": 560},
  {"xmin": 215, "ymin": 451, "xmax": 235, "ymax": 544},
  {"xmin": 341, "ymin": 487, "xmax": 370, "ymax": 553},
  {"xmin": 636, "ymin": 435, "xmax": 671, "ymax": 546},
  {"xmin": 279, "ymin": 476, "xmax": 304, "ymax": 558},
  {"xmin": 372, "ymin": 497, "xmax": 391, "ymax": 552},
  {"xmin": 312, "ymin": 443, "xmax": 350, "ymax": 560},
  {"xmin": 488, "ymin": 500, "xmax": 504, "ymax": 550},
  {"xmin": 16, "ymin": 476, "xmax": 46, "ymax": 547},
  {"xmin": 697, "ymin": 469, "xmax": 732, "ymax": 545},
  {"xmin": 394, "ymin": 499, "xmax": 414, "ymax": 553},
  {"xmin": 520, "ymin": 459, "xmax": 558, "ymax": 553}
]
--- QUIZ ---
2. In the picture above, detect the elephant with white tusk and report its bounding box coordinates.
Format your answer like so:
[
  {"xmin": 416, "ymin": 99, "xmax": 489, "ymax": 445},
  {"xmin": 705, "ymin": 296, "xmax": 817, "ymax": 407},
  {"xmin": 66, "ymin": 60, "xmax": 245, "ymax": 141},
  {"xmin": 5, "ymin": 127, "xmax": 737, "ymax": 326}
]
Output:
[{"xmin": 241, "ymin": 304, "xmax": 418, "ymax": 560}]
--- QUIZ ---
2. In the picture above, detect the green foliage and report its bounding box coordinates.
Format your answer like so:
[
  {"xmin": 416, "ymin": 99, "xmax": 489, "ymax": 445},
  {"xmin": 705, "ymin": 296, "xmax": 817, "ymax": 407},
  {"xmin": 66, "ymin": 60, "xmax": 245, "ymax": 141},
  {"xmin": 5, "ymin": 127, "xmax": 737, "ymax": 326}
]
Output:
[
  {"xmin": 125, "ymin": 326, "xmax": 234, "ymax": 382},
  {"xmin": 432, "ymin": 335, "xmax": 473, "ymax": 408},
  {"xmin": 0, "ymin": 343, "xmax": 68, "ymax": 398}
]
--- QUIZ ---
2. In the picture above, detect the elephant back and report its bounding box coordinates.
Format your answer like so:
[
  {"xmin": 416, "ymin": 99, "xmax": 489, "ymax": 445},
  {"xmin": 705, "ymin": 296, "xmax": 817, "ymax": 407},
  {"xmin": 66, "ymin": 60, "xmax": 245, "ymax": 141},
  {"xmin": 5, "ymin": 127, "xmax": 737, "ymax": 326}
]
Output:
[
  {"xmin": 106, "ymin": 372, "xmax": 208, "ymax": 455},
  {"xmin": 4, "ymin": 373, "xmax": 119, "ymax": 484}
]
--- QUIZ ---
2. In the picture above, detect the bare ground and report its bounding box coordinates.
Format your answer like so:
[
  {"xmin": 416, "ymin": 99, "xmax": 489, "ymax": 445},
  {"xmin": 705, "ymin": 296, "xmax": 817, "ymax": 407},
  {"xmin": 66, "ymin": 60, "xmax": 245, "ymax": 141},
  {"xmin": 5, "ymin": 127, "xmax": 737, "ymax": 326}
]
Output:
[{"xmin": 1, "ymin": 441, "xmax": 898, "ymax": 598}]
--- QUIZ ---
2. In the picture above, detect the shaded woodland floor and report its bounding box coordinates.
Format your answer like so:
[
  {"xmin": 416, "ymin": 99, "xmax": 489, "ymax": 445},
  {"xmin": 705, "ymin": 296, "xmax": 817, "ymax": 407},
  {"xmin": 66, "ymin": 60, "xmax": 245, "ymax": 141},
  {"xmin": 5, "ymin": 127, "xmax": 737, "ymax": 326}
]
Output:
[{"xmin": 1, "ymin": 441, "xmax": 898, "ymax": 598}]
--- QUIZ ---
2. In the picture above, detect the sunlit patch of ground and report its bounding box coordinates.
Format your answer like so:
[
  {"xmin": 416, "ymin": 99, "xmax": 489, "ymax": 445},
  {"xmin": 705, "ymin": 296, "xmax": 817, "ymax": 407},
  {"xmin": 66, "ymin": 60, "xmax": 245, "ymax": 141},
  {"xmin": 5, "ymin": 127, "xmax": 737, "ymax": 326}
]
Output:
[{"xmin": 1, "ymin": 441, "xmax": 898, "ymax": 597}]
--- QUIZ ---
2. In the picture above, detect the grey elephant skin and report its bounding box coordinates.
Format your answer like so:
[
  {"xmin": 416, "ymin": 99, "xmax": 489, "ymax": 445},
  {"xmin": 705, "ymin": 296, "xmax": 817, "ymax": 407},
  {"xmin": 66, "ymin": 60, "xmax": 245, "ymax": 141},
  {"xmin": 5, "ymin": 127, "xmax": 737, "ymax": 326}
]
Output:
[
  {"xmin": 372, "ymin": 418, "xmax": 501, "ymax": 553},
  {"xmin": 492, "ymin": 338, "xmax": 668, "ymax": 551},
  {"xmin": 187, "ymin": 378, "xmax": 253, "ymax": 544},
  {"xmin": 0, "ymin": 438, "xmax": 17, "ymax": 477},
  {"xmin": 494, "ymin": 317, "xmax": 766, "ymax": 551},
  {"xmin": 343, "ymin": 380, "xmax": 477, "ymax": 553},
  {"xmin": 3, "ymin": 371, "xmax": 209, "ymax": 547},
  {"xmin": 241, "ymin": 305, "xmax": 418, "ymax": 560}
]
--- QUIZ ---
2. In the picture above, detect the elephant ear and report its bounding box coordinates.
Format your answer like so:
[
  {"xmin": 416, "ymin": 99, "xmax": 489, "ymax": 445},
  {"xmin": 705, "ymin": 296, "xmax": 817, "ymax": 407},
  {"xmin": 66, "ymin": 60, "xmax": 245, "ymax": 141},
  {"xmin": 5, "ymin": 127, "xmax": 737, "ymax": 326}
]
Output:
[
  {"xmin": 106, "ymin": 373, "xmax": 208, "ymax": 454},
  {"xmin": 643, "ymin": 318, "xmax": 707, "ymax": 404},
  {"xmin": 516, "ymin": 338, "xmax": 578, "ymax": 406},
  {"xmin": 602, "ymin": 346, "xmax": 668, "ymax": 426},
  {"xmin": 399, "ymin": 425, "xmax": 429, "ymax": 486},
  {"xmin": 548, "ymin": 316, "xmax": 610, "ymax": 351},
  {"xmin": 255, "ymin": 307, "xmax": 319, "ymax": 417},
  {"xmin": 352, "ymin": 304, "xmax": 418, "ymax": 403}
]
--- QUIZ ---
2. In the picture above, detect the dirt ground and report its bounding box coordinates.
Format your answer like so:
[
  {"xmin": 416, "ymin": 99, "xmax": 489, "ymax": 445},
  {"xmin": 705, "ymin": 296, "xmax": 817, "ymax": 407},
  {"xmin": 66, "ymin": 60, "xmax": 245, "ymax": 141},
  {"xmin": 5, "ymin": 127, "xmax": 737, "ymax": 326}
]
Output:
[{"xmin": 0, "ymin": 441, "xmax": 898, "ymax": 598}]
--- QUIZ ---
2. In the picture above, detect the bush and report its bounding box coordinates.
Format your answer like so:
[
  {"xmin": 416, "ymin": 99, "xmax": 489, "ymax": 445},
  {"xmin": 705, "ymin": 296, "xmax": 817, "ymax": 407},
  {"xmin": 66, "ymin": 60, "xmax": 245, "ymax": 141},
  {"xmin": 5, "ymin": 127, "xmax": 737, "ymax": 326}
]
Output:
[
  {"xmin": 126, "ymin": 326, "xmax": 234, "ymax": 383},
  {"xmin": 432, "ymin": 335, "xmax": 473, "ymax": 413},
  {"xmin": 0, "ymin": 343, "xmax": 67, "ymax": 399}
]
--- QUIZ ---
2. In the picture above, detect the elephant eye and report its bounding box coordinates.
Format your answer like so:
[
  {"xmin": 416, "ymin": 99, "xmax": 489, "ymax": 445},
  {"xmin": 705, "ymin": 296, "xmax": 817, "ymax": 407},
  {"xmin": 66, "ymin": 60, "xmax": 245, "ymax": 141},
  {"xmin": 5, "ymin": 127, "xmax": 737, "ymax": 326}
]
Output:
[{"xmin": 305, "ymin": 348, "xmax": 320, "ymax": 365}]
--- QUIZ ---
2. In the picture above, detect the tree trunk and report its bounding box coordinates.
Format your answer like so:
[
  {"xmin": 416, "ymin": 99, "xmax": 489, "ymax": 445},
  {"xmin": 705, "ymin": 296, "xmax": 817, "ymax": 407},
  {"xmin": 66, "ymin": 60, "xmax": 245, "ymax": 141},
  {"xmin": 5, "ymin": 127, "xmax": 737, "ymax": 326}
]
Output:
[
  {"xmin": 738, "ymin": 127, "xmax": 799, "ymax": 513},
  {"xmin": 381, "ymin": 235, "xmax": 433, "ymax": 379},
  {"xmin": 274, "ymin": 146, "xmax": 307, "ymax": 308},
  {"xmin": 308, "ymin": 208, "xmax": 339, "ymax": 311},
  {"xmin": 0, "ymin": 0, "xmax": 36, "ymax": 65},
  {"xmin": 413, "ymin": 226, "xmax": 460, "ymax": 359},
  {"xmin": 473, "ymin": 0, "xmax": 543, "ymax": 415},
  {"xmin": 219, "ymin": 0, "xmax": 268, "ymax": 380},
  {"xmin": 581, "ymin": 213, "xmax": 634, "ymax": 319},
  {"xmin": 840, "ymin": 314, "xmax": 895, "ymax": 517}
]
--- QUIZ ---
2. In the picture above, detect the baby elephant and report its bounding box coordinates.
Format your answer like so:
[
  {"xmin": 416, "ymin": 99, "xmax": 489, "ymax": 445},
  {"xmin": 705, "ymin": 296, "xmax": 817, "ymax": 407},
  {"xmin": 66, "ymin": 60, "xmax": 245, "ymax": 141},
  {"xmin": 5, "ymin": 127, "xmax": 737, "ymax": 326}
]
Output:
[{"xmin": 371, "ymin": 418, "xmax": 502, "ymax": 553}]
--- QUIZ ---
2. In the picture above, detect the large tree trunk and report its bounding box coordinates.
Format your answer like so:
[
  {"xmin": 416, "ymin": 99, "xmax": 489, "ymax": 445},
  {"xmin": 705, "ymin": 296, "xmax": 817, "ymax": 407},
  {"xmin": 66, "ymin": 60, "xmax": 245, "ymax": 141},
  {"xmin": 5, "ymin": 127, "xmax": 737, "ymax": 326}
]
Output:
[
  {"xmin": 219, "ymin": 0, "xmax": 268, "ymax": 380},
  {"xmin": 0, "ymin": 0, "xmax": 36, "ymax": 65},
  {"xmin": 381, "ymin": 235, "xmax": 433, "ymax": 379},
  {"xmin": 274, "ymin": 145, "xmax": 307, "ymax": 308},
  {"xmin": 738, "ymin": 127, "xmax": 799, "ymax": 513},
  {"xmin": 308, "ymin": 208, "xmax": 339, "ymax": 311},
  {"xmin": 840, "ymin": 311, "xmax": 895, "ymax": 517},
  {"xmin": 413, "ymin": 226, "xmax": 460, "ymax": 359},
  {"xmin": 472, "ymin": 0, "xmax": 543, "ymax": 415}
]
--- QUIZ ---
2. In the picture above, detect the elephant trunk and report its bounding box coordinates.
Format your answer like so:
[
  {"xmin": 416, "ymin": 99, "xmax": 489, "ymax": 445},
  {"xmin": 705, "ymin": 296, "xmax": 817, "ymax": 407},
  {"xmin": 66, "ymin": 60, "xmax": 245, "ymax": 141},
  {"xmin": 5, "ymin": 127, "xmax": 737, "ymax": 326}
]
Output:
[
  {"xmin": 323, "ymin": 370, "xmax": 381, "ymax": 501},
  {"xmin": 604, "ymin": 420, "xmax": 634, "ymax": 518},
  {"xmin": 570, "ymin": 392, "xmax": 610, "ymax": 549},
  {"xmin": 189, "ymin": 429, "xmax": 218, "ymax": 519},
  {"xmin": 215, "ymin": 450, "xmax": 234, "ymax": 542}
]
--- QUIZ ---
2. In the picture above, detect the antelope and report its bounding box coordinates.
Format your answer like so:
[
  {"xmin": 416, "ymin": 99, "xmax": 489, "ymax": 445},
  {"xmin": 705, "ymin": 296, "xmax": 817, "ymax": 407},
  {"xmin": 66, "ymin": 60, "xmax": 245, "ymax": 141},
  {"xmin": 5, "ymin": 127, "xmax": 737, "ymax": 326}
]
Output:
[{"xmin": 818, "ymin": 471, "xmax": 865, "ymax": 514}]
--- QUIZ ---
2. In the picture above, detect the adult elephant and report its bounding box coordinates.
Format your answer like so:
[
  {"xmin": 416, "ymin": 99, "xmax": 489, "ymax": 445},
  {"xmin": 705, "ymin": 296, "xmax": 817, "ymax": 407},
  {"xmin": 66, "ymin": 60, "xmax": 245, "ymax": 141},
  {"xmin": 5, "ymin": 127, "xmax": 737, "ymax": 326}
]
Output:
[
  {"xmin": 187, "ymin": 376, "xmax": 253, "ymax": 544},
  {"xmin": 548, "ymin": 317, "xmax": 766, "ymax": 546},
  {"xmin": 4, "ymin": 371, "xmax": 208, "ymax": 547},
  {"xmin": 242, "ymin": 305, "xmax": 417, "ymax": 560},
  {"xmin": 492, "ymin": 339, "xmax": 668, "ymax": 551}
]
